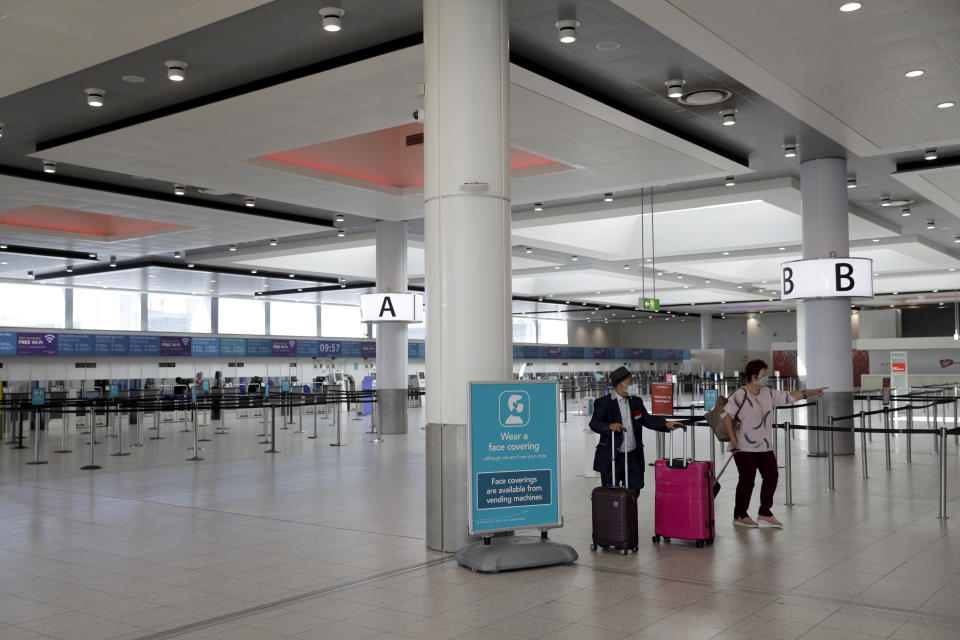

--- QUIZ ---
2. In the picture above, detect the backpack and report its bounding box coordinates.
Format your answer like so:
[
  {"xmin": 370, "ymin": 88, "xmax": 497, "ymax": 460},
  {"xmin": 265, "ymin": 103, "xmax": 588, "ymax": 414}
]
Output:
[{"xmin": 705, "ymin": 388, "xmax": 745, "ymax": 442}]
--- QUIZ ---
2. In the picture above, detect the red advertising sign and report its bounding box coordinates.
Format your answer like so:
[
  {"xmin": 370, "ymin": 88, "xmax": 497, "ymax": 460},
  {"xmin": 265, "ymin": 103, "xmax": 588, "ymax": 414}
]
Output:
[
  {"xmin": 651, "ymin": 383, "xmax": 674, "ymax": 415},
  {"xmin": 891, "ymin": 362, "xmax": 906, "ymax": 373}
]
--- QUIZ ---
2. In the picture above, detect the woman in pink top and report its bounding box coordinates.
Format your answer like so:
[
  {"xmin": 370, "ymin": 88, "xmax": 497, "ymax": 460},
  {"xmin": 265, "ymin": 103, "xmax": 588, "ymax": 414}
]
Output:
[{"xmin": 723, "ymin": 359, "xmax": 826, "ymax": 528}]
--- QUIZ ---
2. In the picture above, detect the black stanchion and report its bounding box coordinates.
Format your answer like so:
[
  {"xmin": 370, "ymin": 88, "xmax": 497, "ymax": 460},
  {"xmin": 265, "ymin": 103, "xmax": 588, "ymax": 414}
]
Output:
[
  {"xmin": 26, "ymin": 407, "xmax": 48, "ymax": 465},
  {"xmin": 265, "ymin": 405, "xmax": 278, "ymax": 453}
]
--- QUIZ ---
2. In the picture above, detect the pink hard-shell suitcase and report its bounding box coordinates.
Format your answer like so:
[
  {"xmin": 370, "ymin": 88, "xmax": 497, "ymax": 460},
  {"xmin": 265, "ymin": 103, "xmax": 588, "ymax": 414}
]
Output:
[{"xmin": 652, "ymin": 428, "xmax": 715, "ymax": 548}]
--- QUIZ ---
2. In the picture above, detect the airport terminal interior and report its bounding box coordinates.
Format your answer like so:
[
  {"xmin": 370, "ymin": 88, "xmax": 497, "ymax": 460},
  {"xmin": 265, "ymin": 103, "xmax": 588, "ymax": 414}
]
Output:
[{"xmin": 2, "ymin": 1, "xmax": 960, "ymax": 638}]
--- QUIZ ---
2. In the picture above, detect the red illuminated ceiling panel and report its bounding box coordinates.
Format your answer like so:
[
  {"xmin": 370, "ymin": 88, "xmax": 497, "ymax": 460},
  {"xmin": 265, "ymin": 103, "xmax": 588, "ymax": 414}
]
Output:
[
  {"xmin": 0, "ymin": 205, "xmax": 183, "ymax": 239},
  {"xmin": 260, "ymin": 123, "xmax": 562, "ymax": 189}
]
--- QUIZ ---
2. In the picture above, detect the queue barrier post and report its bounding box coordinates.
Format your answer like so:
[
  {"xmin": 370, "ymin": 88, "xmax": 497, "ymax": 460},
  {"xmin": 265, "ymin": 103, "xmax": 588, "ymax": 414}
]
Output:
[
  {"xmin": 309, "ymin": 395, "xmax": 319, "ymax": 440},
  {"xmin": 295, "ymin": 402, "xmax": 304, "ymax": 434},
  {"xmin": 265, "ymin": 404, "xmax": 278, "ymax": 453},
  {"xmin": 938, "ymin": 427, "xmax": 948, "ymax": 520},
  {"xmin": 827, "ymin": 416, "xmax": 836, "ymax": 491},
  {"xmin": 883, "ymin": 407, "xmax": 892, "ymax": 470},
  {"xmin": 330, "ymin": 396, "xmax": 345, "ymax": 447},
  {"xmin": 932, "ymin": 403, "xmax": 939, "ymax": 454},
  {"xmin": 906, "ymin": 405, "xmax": 913, "ymax": 463},
  {"xmin": 81, "ymin": 406, "xmax": 101, "ymax": 470},
  {"xmin": 132, "ymin": 403, "xmax": 144, "ymax": 447},
  {"xmin": 26, "ymin": 407, "xmax": 48, "ymax": 465},
  {"xmin": 13, "ymin": 404, "xmax": 27, "ymax": 449},
  {"xmin": 180, "ymin": 400, "xmax": 191, "ymax": 433},
  {"xmin": 859, "ymin": 411, "xmax": 868, "ymax": 479},
  {"xmin": 784, "ymin": 422, "xmax": 793, "ymax": 506},
  {"xmin": 111, "ymin": 403, "xmax": 130, "ymax": 457},
  {"xmin": 149, "ymin": 402, "xmax": 163, "ymax": 440},
  {"xmin": 258, "ymin": 399, "xmax": 271, "ymax": 444},
  {"xmin": 187, "ymin": 402, "xmax": 204, "ymax": 461}
]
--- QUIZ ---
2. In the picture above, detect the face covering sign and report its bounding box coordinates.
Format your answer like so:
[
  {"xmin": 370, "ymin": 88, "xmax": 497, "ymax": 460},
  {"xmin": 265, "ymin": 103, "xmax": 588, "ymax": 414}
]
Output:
[{"xmin": 468, "ymin": 381, "xmax": 562, "ymax": 535}]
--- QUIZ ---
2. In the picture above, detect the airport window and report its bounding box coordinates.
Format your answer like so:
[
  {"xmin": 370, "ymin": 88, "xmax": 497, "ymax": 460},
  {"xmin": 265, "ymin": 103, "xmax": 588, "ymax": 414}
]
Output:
[
  {"xmin": 147, "ymin": 293, "xmax": 211, "ymax": 333},
  {"xmin": 219, "ymin": 298, "xmax": 266, "ymax": 335},
  {"xmin": 0, "ymin": 283, "xmax": 65, "ymax": 328},
  {"xmin": 73, "ymin": 288, "xmax": 140, "ymax": 331},
  {"xmin": 537, "ymin": 318, "xmax": 568, "ymax": 345},
  {"xmin": 320, "ymin": 304, "xmax": 366, "ymax": 338},
  {"xmin": 408, "ymin": 321, "xmax": 426, "ymax": 340},
  {"xmin": 270, "ymin": 301, "xmax": 317, "ymax": 336},
  {"xmin": 512, "ymin": 316, "xmax": 537, "ymax": 343}
]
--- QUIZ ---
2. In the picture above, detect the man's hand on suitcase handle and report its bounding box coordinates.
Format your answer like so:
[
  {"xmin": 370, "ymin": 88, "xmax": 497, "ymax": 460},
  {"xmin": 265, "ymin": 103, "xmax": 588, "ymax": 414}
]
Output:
[
  {"xmin": 666, "ymin": 421, "xmax": 683, "ymax": 430},
  {"xmin": 609, "ymin": 422, "xmax": 624, "ymax": 432}
]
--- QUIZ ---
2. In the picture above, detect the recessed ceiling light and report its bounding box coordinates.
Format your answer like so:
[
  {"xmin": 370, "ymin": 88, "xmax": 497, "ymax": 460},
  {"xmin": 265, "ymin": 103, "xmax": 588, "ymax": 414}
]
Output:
[
  {"xmin": 778, "ymin": 246, "xmax": 786, "ymax": 251},
  {"xmin": 165, "ymin": 60, "xmax": 187, "ymax": 81},
  {"xmin": 847, "ymin": 177, "xmax": 857, "ymax": 189},
  {"xmin": 173, "ymin": 184, "xmax": 185, "ymax": 196},
  {"xmin": 571, "ymin": 255, "xmax": 578, "ymax": 261},
  {"xmin": 229, "ymin": 244, "xmax": 237, "ymax": 251},
  {"xmin": 533, "ymin": 202, "xmax": 543, "ymax": 212},
  {"xmin": 148, "ymin": 274, "xmax": 156, "ymax": 278},
  {"xmin": 925, "ymin": 148, "xmax": 938, "ymax": 160},
  {"xmin": 623, "ymin": 264, "xmax": 630, "ymax": 270},
  {"xmin": 666, "ymin": 79, "xmax": 686, "ymax": 99},
  {"xmin": 839, "ymin": 2, "xmax": 862, "ymax": 12},
  {"xmin": 244, "ymin": 196, "xmax": 256, "ymax": 207},
  {"xmin": 173, "ymin": 250, "xmax": 182, "ymax": 258},
  {"xmin": 603, "ymin": 192, "xmax": 614, "ymax": 202},
  {"xmin": 42, "ymin": 160, "xmax": 56, "ymax": 174},
  {"xmin": 334, "ymin": 213, "xmax": 344, "ymax": 223},
  {"xmin": 121, "ymin": 75, "xmax": 146, "ymax": 83},
  {"xmin": 954, "ymin": 236, "xmax": 960, "ymax": 244},
  {"xmin": 525, "ymin": 247, "xmax": 533, "ymax": 254},
  {"xmin": 319, "ymin": 7, "xmax": 345, "ymax": 32},
  {"xmin": 725, "ymin": 176, "xmax": 735, "ymax": 186},
  {"xmin": 250, "ymin": 269, "xmax": 257, "ymax": 274},
  {"xmin": 722, "ymin": 251, "xmax": 730, "ymax": 255},
  {"xmin": 2, "ymin": 261, "xmax": 8, "ymax": 265},
  {"xmin": 783, "ymin": 144, "xmax": 797, "ymax": 158},
  {"xmin": 210, "ymin": 279, "xmax": 216, "ymax": 283},
  {"xmin": 596, "ymin": 41, "xmax": 621, "ymax": 51},
  {"xmin": 720, "ymin": 109, "xmax": 736, "ymax": 126},
  {"xmin": 337, "ymin": 228, "xmax": 345, "ymax": 238},
  {"xmin": 187, "ymin": 263, "xmax": 195, "ymax": 268},
  {"xmin": 880, "ymin": 196, "xmax": 891, "ymax": 207},
  {"xmin": 289, "ymin": 273, "xmax": 295, "ymax": 278},
  {"xmin": 269, "ymin": 239, "xmax": 278, "ymax": 246},
  {"xmin": 926, "ymin": 219, "xmax": 936, "ymax": 229},
  {"xmin": 555, "ymin": 19, "xmax": 580, "ymax": 44},
  {"xmin": 900, "ymin": 207, "xmax": 911, "ymax": 217},
  {"xmin": 85, "ymin": 88, "xmax": 105, "ymax": 107},
  {"xmin": 936, "ymin": 101, "xmax": 955, "ymax": 109},
  {"xmin": 109, "ymin": 255, "xmax": 117, "ymax": 267},
  {"xmin": 872, "ymin": 238, "xmax": 880, "ymax": 242}
]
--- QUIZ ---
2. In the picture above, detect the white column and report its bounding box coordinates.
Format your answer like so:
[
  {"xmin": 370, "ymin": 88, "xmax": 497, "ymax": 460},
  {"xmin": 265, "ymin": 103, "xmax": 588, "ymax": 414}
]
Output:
[
  {"xmin": 376, "ymin": 220, "xmax": 409, "ymax": 434},
  {"xmin": 699, "ymin": 314, "xmax": 713, "ymax": 349},
  {"xmin": 800, "ymin": 157, "xmax": 854, "ymax": 455},
  {"xmin": 424, "ymin": 0, "xmax": 511, "ymax": 552}
]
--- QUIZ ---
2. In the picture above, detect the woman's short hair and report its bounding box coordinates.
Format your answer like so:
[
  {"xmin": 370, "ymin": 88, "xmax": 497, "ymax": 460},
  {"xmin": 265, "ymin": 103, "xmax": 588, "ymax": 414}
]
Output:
[{"xmin": 744, "ymin": 359, "xmax": 768, "ymax": 382}]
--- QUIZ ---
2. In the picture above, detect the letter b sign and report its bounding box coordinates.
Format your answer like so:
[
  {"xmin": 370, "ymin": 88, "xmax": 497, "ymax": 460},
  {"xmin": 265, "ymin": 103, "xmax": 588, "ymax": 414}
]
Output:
[
  {"xmin": 782, "ymin": 267, "xmax": 794, "ymax": 296},
  {"xmin": 779, "ymin": 258, "xmax": 873, "ymax": 300},
  {"xmin": 835, "ymin": 262, "xmax": 854, "ymax": 292}
]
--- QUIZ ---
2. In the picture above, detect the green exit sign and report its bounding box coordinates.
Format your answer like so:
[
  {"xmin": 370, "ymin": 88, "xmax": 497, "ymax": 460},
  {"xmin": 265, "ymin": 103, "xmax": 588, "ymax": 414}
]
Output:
[{"xmin": 642, "ymin": 297, "xmax": 660, "ymax": 311}]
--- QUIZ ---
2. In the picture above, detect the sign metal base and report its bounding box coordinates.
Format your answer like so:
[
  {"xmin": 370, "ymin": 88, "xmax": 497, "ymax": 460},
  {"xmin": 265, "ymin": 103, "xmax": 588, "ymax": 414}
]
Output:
[{"xmin": 455, "ymin": 536, "xmax": 577, "ymax": 574}]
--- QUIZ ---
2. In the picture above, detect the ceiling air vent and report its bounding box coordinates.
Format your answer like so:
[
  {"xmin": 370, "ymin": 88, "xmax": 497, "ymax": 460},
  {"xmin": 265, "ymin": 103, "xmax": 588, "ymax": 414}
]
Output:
[
  {"xmin": 678, "ymin": 89, "xmax": 732, "ymax": 106},
  {"xmin": 405, "ymin": 132, "xmax": 424, "ymax": 146}
]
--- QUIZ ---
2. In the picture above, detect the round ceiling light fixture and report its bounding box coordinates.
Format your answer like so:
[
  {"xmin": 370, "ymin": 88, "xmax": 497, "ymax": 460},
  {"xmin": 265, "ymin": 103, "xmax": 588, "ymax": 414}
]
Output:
[
  {"xmin": 725, "ymin": 175, "xmax": 735, "ymax": 186},
  {"xmin": 319, "ymin": 7, "xmax": 345, "ymax": 32},
  {"xmin": 677, "ymin": 89, "xmax": 731, "ymax": 106},
  {"xmin": 269, "ymin": 239, "xmax": 278, "ymax": 246},
  {"xmin": 533, "ymin": 202, "xmax": 543, "ymax": 212},
  {"xmin": 244, "ymin": 196, "xmax": 256, "ymax": 207},
  {"xmin": 847, "ymin": 176, "xmax": 857, "ymax": 189},
  {"xmin": 165, "ymin": 60, "xmax": 187, "ymax": 82},
  {"xmin": 173, "ymin": 184, "xmax": 185, "ymax": 196},
  {"xmin": 603, "ymin": 192, "xmax": 614, "ymax": 202},
  {"xmin": 924, "ymin": 148, "xmax": 938, "ymax": 160},
  {"xmin": 0, "ymin": 122, "xmax": 6, "ymax": 138},
  {"xmin": 109, "ymin": 255, "xmax": 117, "ymax": 268},
  {"xmin": 720, "ymin": 109, "xmax": 736, "ymax": 126},
  {"xmin": 926, "ymin": 219, "xmax": 936, "ymax": 229},
  {"xmin": 665, "ymin": 79, "xmax": 686, "ymax": 99},
  {"xmin": 173, "ymin": 250, "xmax": 182, "ymax": 258},
  {"xmin": 596, "ymin": 41, "xmax": 620, "ymax": 51},
  {"xmin": 85, "ymin": 88, "xmax": 105, "ymax": 107},
  {"xmin": 555, "ymin": 19, "xmax": 580, "ymax": 44},
  {"xmin": 937, "ymin": 101, "xmax": 956, "ymax": 109},
  {"xmin": 42, "ymin": 160, "xmax": 56, "ymax": 174},
  {"xmin": 334, "ymin": 213, "xmax": 344, "ymax": 223},
  {"xmin": 839, "ymin": 2, "xmax": 863, "ymax": 12},
  {"xmin": 229, "ymin": 244, "xmax": 238, "ymax": 251},
  {"xmin": 900, "ymin": 207, "xmax": 911, "ymax": 217},
  {"xmin": 904, "ymin": 69, "xmax": 924, "ymax": 78},
  {"xmin": 121, "ymin": 75, "xmax": 146, "ymax": 83},
  {"xmin": 337, "ymin": 228, "xmax": 345, "ymax": 238},
  {"xmin": 783, "ymin": 143, "xmax": 798, "ymax": 158}
]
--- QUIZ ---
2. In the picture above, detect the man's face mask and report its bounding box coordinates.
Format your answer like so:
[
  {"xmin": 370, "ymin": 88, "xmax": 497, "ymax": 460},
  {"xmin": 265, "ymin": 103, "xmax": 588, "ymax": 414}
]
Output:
[{"xmin": 626, "ymin": 383, "xmax": 639, "ymax": 396}]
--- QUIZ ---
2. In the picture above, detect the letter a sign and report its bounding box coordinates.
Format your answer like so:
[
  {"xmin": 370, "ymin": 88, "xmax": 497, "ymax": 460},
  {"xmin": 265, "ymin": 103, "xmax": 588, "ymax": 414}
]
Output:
[
  {"xmin": 359, "ymin": 293, "xmax": 424, "ymax": 323},
  {"xmin": 780, "ymin": 258, "xmax": 873, "ymax": 300}
]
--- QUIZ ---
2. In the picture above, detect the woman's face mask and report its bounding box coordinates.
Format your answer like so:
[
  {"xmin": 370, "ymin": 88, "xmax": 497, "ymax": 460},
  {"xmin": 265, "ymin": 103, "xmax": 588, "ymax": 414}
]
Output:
[
  {"xmin": 755, "ymin": 374, "xmax": 769, "ymax": 387},
  {"xmin": 626, "ymin": 383, "xmax": 639, "ymax": 396}
]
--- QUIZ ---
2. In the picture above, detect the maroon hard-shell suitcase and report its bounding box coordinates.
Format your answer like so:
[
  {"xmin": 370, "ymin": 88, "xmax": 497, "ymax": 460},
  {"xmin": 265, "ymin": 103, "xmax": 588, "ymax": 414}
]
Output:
[{"xmin": 590, "ymin": 447, "xmax": 639, "ymax": 554}]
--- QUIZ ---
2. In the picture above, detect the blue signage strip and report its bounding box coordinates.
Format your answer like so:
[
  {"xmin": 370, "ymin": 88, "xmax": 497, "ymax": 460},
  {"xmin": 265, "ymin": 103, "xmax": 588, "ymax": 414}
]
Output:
[
  {"xmin": 246, "ymin": 339, "xmax": 272, "ymax": 356},
  {"xmin": 95, "ymin": 334, "xmax": 129, "ymax": 355},
  {"xmin": 57, "ymin": 333, "xmax": 96, "ymax": 355},
  {"xmin": 0, "ymin": 331, "xmax": 16, "ymax": 355},
  {"xmin": 220, "ymin": 338, "xmax": 247, "ymax": 357},
  {"xmin": 468, "ymin": 381, "xmax": 562, "ymax": 535},
  {"xmin": 129, "ymin": 335, "xmax": 161, "ymax": 355},
  {"xmin": 191, "ymin": 337, "xmax": 220, "ymax": 356}
]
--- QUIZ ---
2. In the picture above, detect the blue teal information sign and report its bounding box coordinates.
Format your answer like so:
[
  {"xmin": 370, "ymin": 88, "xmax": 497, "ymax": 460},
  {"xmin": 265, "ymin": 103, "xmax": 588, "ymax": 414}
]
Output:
[
  {"xmin": 703, "ymin": 389, "xmax": 719, "ymax": 412},
  {"xmin": 109, "ymin": 384, "xmax": 119, "ymax": 398},
  {"xmin": 468, "ymin": 380, "xmax": 562, "ymax": 535},
  {"xmin": 31, "ymin": 388, "xmax": 46, "ymax": 405},
  {"xmin": 281, "ymin": 380, "xmax": 291, "ymax": 392}
]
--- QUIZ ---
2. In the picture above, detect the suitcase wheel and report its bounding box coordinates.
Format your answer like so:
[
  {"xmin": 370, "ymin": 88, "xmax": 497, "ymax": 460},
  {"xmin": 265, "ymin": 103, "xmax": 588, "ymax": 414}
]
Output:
[
  {"xmin": 652, "ymin": 535, "xmax": 661, "ymax": 544},
  {"xmin": 633, "ymin": 546, "xmax": 639, "ymax": 552},
  {"xmin": 663, "ymin": 537, "xmax": 671, "ymax": 543},
  {"xmin": 620, "ymin": 549, "xmax": 627, "ymax": 555},
  {"xmin": 589, "ymin": 543, "xmax": 597, "ymax": 551},
  {"xmin": 695, "ymin": 540, "xmax": 705, "ymax": 548}
]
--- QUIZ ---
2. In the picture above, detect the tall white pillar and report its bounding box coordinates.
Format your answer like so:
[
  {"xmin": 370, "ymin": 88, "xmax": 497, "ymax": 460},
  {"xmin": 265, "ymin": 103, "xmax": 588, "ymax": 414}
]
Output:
[
  {"xmin": 799, "ymin": 158, "xmax": 854, "ymax": 455},
  {"xmin": 424, "ymin": 0, "xmax": 512, "ymax": 552},
  {"xmin": 700, "ymin": 314, "xmax": 713, "ymax": 349},
  {"xmin": 376, "ymin": 220, "xmax": 409, "ymax": 434}
]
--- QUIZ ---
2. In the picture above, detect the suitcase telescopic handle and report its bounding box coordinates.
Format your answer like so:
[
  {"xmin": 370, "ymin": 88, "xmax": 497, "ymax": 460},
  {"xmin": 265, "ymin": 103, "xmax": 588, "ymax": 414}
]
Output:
[
  {"xmin": 667, "ymin": 424, "xmax": 688, "ymax": 469},
  {"xmin": 608, "ymin": 425, "xmax": 629, "ymax": 489}
]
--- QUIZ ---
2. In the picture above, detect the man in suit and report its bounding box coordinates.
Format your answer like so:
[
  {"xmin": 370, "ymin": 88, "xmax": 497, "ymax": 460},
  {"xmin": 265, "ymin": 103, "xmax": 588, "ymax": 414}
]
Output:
[{"xmin": 590, "ymin": 367, "xmax": 682, "ymax": 492}]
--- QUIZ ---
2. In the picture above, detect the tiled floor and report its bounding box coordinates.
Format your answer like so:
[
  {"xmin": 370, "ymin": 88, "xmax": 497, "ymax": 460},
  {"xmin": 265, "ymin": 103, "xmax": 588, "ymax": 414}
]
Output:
[{"xmin": 1, "ymin": 399, "xmax": 959, "ymax": 640}]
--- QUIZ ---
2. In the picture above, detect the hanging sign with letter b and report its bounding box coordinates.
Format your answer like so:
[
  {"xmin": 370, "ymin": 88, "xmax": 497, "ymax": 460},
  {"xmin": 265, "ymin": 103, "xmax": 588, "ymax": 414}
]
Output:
[{"xmin": 780, "ymin": 258, "xmax": 873, "ymax": 300}]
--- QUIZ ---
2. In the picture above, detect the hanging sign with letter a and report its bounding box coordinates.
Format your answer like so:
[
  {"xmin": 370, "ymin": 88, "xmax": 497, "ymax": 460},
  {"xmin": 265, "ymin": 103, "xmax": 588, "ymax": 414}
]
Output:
[
  {"xmin": 359, "ymin": 293, "xmax": 425, "ymax": 323},
  {"xmin": 780, "ymin": 258, "xmax": 873, "ymax": 300}
]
